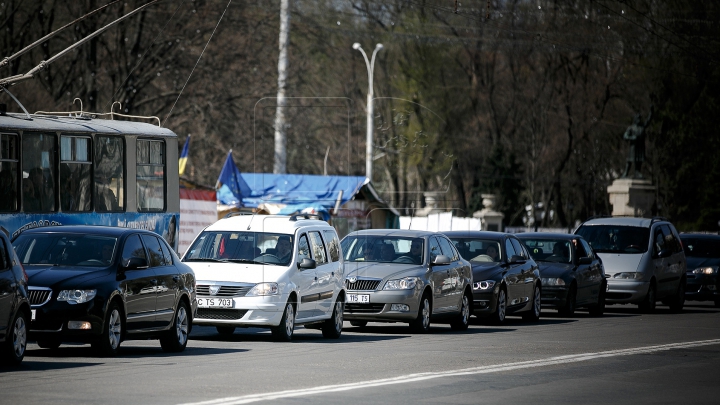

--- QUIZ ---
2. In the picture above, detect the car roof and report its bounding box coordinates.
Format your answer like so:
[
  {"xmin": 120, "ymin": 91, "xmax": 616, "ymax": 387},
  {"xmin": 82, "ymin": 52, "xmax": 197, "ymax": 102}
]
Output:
[
  {"xmin": 346, "ymin": 229, "xmax": 438, "ymax": 238},
  {"xmin": 205, "ymin": 214, "xmax": 333, "ymax": 235},
  {"xmin": 13, "ymin": 225, "xmax": 155, "ymax": 238},
  {"xmin": 679, "ymin": 233, "xmax": 720, "ymax": 240},
  {"xmin": 578, "ymin": 217, "xmax": 661, "ymax": 228},
  {"xmin": 442, "ymin": 230, "xmax": 507, "ymax": 240},
  {"xmin": 515, "ymin": 232, "xmax": 579, "ymax": 240}
]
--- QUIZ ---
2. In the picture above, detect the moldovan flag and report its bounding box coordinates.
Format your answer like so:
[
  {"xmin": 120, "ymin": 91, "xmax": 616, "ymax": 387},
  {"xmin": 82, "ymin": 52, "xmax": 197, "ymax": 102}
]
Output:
[{"xmin": 178, "ymin": 135, "xmax": 190, "ymax": 176}]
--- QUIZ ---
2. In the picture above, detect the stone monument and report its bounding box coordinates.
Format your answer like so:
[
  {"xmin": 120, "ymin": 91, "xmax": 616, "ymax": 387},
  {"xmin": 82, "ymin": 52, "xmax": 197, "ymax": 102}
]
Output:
[{"xmin": 473, "ymin": 194, "xmax": 504, "ymax": 231}]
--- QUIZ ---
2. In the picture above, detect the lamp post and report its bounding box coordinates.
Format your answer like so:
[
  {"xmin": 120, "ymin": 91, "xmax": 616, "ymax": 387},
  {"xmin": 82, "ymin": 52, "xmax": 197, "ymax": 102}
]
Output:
[{"xmin": 353, "ymin": 42, "xmax": 383, "ymax": 181}]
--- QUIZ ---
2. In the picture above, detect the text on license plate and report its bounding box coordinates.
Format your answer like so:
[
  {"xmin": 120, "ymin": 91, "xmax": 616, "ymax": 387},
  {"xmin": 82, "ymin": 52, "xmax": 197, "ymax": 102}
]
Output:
[
  {"xmin": 31, "ymin": 309, "xmax": 36, "ymax": 321},
  {"xmin": 347, "ymin": 294, "xmax": 370, "ymax": 303},
  {"xmin": 197, "ymin": 297, "xmax": 233, "ymax": 308}
]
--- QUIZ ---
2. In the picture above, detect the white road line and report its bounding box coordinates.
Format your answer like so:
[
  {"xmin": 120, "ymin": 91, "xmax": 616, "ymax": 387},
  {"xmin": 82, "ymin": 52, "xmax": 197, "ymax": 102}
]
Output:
[{"xmin": 179, "ymin": 339, "xmax": 720, "ymax": 405}]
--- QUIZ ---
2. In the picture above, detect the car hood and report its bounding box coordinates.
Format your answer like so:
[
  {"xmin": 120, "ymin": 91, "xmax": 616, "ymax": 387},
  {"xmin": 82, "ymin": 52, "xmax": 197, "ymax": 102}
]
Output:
[
  {"xmin": 26, "ymin": 266, "xmax": 113, "ymax": 289},
  {"xmin": 343, "ymin": 262, "xmax": 426, "ymax": 281},
  {"xmin": 596, "ymin": 253, "xmax": 642, "ymax": 275},
  {"xmin": 685, "ymin": 256, "xmax": 720, "ymax": 270},
  {"xmin": 470, "ymin": 263, "xmax": 504, "ymax": 282},
  {"xmin": 184, "ymin": 262, "xmax": 287, "ymax": 284},
  {"xmin": 536, "ymin": 262, "xmax": 575, "ymax": 278}
]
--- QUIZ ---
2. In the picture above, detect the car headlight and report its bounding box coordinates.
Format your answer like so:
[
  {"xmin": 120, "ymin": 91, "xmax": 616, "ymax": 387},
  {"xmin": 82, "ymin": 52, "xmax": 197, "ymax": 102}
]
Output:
[
  {"xmin": 541, "ymin": 278, "xmax": 566, "ymax": 286},
  {"xmin": 57, "ymin": 289, "xmax": 97, "ymax": 304},
  {"xmin": 613, "ymin": 272, "xmax": 643, "ymax": 279},
  {"xmin": 247, "ymin": 282, "xmax": 279, "ymax": 296},
  {"xmin": 692, "ymin": 267, "xmax": 718, "ymax": 275},
  {"xmin": 473, "ymin": 280, "xmax": 496, "ymax": 290},
  {"xmin": 384, "ymin": 277, "xmax": 418, "ymax": 290}
]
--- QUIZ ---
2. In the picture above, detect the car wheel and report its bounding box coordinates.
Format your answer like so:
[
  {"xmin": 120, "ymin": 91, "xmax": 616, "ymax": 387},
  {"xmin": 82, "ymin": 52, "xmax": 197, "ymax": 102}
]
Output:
[
  {"xmin": 668, "ymin": 281, "xmax": 685, "ymax": 313},
  {"xmin": 1, "ymin": 309, "xmax": 29, "ymax": 366},
  {"xmin": 216, "ymin": 326, "xmax": 236, "ymax": 335},
  {"xmin": 92, "ymin": 301, "xmax": 123, "ymax": 356},
  {"xmin": 322, "ymin": 299, "xmax": 344, "ymax": 339},
  {"xmin": 160, "ymin": 300, "xmax": 190, "ymax": 353},
  {"xmin": 450, "ymin": 292, "xmax": 471, "ymax": 331},
  {"xmin": 490, "ymin": 288, "xmax": 507, "ymax": 325},
  {"xmin": 350, "ymin": 321, "xmax": 367, "ymax": 328},
  {"xmin": 558, "ymin": 285, "xmax": 577, "ymax": 316},
  {"xmin": 522, "ymin": 284, "xmax": 541, "ymax": 321},
  {"xmin": 588, "ymin": 283, "xmax": 606, "ymax": 317},
  {"xmin": 36, "ymin": 338, "xmax": 62, "ymax": 350},
  {"xmin": 271, "ymin": 301, "xmax": 295, "ymax": 342},
  {"xmin": 409, "ymin": 293, "xmax": 431, "ymax": 333},
  {"xmin": 638, "ymin": 283, "xmax": 656, "ymax": 313}
]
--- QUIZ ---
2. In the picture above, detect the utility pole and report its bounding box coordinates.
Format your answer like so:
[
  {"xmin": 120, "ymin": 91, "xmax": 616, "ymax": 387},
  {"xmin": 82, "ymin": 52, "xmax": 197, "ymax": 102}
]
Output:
[
  {"xmin": 273, "ymin": 0, "xmax": 290, "ymax": 174},
  {"xmin": 353, "ymin": 43, "xmax": 383, "ymax": 181}
]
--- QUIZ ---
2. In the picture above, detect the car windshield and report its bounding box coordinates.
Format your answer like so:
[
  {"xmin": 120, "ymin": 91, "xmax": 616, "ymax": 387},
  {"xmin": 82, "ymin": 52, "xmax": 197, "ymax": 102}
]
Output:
[
  {"xmin": 446, "ymin": 237, "xmax": 502, "ymax": 263},
  {"xmin": 520, "ymin": 239, "xmax": 572, "ymax": 264},
  {"xmin": 681, "ymin": 237, "xmax": 720, "ymax": 258},
  {"xmin": 575, "ymin": 225, "xmax": 650, "ymax": 254},
  {"xmin": 342, "ymin": 235, "xmax": 424, "ymax": 264},
  {"xmin": 184, "ymin": 231, "xmax": 293, "ymax": 266},
  {"xmin": 12, "ymin": 233, "xmax": 118, "ymax": 268}
]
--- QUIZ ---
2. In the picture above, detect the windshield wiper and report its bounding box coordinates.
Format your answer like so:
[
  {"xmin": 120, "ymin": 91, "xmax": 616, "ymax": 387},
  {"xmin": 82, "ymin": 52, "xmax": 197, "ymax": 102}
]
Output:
[
  {"xmin": 224, "ymin": 259, "xmax": 263, "ymax": 265},
  {"xmin": 183, "ymin": 258, "xmax": 225, "ymax": 262}
]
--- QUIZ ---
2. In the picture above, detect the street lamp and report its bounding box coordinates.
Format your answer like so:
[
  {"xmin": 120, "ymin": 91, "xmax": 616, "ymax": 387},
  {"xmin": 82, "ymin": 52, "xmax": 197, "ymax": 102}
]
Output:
[{"xmin": 353, "ymin": 42, "xmax": 383, "ymax": 181}]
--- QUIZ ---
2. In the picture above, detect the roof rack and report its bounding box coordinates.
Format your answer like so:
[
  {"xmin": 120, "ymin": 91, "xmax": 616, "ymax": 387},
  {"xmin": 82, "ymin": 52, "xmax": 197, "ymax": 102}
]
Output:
[
  {"xmin": 289, "ymin": 214, "xmax": 321, "ymax": 221},
  {"xmin": 225, "ymin": 212, "xmax": 254, "ymax": 218}
]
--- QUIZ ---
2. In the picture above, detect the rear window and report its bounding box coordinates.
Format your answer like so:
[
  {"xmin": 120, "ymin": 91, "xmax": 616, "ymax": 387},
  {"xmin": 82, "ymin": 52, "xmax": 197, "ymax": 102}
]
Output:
[{"xmin": 575, "ymin": 225, "xmax": 650, "ymax": 254}]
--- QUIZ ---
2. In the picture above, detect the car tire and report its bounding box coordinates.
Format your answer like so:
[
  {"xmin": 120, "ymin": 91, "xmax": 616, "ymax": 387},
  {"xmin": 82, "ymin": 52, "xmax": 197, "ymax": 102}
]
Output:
[
  {"xmin": 638, "ymin": 283, "xmax": 656, "ymax": 313},
  {"xmin": 1, "ymin": 309, "xmax": 29, "ymax": 366},
  {"xmin": 160, "ymin": 300, "xmax": 190, "ymax": 353},
  {"xmin": 350, "ymin": 321, "xmax": 367, "ymax": 328},
  {"xmin": 216, "ymin": 326, "xmax": 236, "ymax": 335},
  {"xmin": 558, "ymin": 285, "xmax": 577, "ymax": 316},
  {"xmin": 36, "ymin": 338, "xmax": 62, "ymax": 350},
  {"xmin": 668, "ymin": 281, "xmax": 685, "ymax": 313},
  {"xmin": 322, "ymin": 299, "xmax": 344, "ymax": 339},
  {"xmin": 271, "ymin": 301, "xmax": 295, "ymax": 342},
  {"xmin": 450, "ymin": 292, "xmax": 471, "ymax": 331},
  {"xmin": 490, "ymin": 288, "xmax": 507, "ymax": 325},
  {"xmin": 588, "ymin": 282, "xmax": 606, "ymax": 317},
  {"xmin": 409, "ymin": 293, "xmax": 431, "ymax": 333},
  {"xmin": 92, "ymin": 301, "xmax": 123, "ymax": 356},
  {"xmin": 522, "ymin": 284, "xmax": 541, "ymax": 322}
]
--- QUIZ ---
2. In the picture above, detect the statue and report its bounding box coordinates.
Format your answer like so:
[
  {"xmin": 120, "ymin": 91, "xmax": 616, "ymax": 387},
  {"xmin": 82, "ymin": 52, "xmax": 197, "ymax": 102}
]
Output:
[{"xmin": 621, "ymin": 106, "xmax": 653, "ymax": 179}]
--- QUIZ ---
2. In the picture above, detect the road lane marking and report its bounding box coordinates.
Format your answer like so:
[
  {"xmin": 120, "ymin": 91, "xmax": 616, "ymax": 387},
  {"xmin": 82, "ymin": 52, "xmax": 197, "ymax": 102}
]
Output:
[{"xmin": 179, "ymin": 339, "xmax": 720, "ymax": 405}]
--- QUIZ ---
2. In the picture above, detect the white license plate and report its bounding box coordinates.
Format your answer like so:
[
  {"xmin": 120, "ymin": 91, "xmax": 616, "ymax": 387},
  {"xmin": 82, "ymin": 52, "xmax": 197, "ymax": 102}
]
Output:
[
  {"xmin": 347, "ymin": 294, "xmax": 370, "ymax": 303},
  {"xmin": 31, "ymin": 309, "xmax": 36, "ymax": 321},
  {"xmin": 197, "ymin": 297, "xmax": 233, "ymax": 308}
]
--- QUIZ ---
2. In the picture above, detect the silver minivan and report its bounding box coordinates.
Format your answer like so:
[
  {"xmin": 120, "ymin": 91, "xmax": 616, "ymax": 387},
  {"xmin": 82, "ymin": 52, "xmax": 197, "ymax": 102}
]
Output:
[{"xmin": 575, "ymin": 217, "xmax": 686, "ymax": 312}]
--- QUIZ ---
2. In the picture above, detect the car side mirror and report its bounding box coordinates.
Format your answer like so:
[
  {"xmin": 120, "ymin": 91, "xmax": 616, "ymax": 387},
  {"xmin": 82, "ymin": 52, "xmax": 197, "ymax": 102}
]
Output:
[
  {"xmin": 298, "ymin": 258, "xmax": 316, "ymax": 270},
  {"xmin": 509, "ymin": 255, "xmax": 526, "ymax": 264},
  {"xmin": 431, "ymin": 255, "xmax": 451, "ymax": 266},
  {"xmin": 578, "ymin": 257, "xmax": 592, "ymax": 265},
  {"xmin": 656, "ymin": 248, "xmax": 672, "ymax": 259},
  {"xmin": 121, "ymin": 257, "xmax": 148, "ymax": 270}
]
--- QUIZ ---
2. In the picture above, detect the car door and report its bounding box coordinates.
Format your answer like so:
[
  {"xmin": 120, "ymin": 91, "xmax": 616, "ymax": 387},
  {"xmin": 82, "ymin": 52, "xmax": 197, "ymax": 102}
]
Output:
[
  {"xmin": 571, "ymin": 238, "xmax": 592, "ymax": 304},
  {"xmin": 651, "ymin": 225, "xmax": 672, "ymax": 296},
  {"xmin": 119, "ymin": 234, "xmax": 158, "ymax": 331},
  {"xmin": 309, "ymin": 230, "xmax": 334, "ymax": 317},
  {"xmin": 428, "ymin": 236, "xmax": 453, "ymax": 312},
  {"xmin": 0, "ymin": 237, "xmax": 15, "ymax": 334},
  {"xmin": 658, "ymin": 224, "xmax": 684, "ymax": 297},
  {"xmin": 141, "ymin": 234, "xmax": 178, "ymax": 328},
  {"xmin": 318, "ymin": 229, "xmax": 342, "ymax": 316},
  {"xmin": 293, "ymin": 233, "xmax": 318, "ymax": 320},
  {"xmin": 436, "ymin": 236, "xmax": 464, "ymax": 312},
  {"xmin": 510, "ymin": 238, "xmax": 535, "ymax": 300},
  {"xmin": 503, "ymin": 238, "xmax": 526, "ymax": 306},
  {"xmin": 579, "ymin": 238, "xmax": 604, "ymax": 305}
]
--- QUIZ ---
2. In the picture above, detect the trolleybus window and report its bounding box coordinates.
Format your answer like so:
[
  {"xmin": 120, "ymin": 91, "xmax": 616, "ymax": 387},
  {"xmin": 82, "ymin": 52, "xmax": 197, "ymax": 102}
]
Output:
[
  {"xmin": 94, "ymin": 136, "xmax": 124, "ymax": 212},
  {"xmin": 0, "ymin": 133, "xmax": 18, "ymax": 212},
  {"xmin": 60, "ymin": 135, "xmax": 92, "ymax": 212},
  {"xmin": 22, "ymin": 133, "xmax": 56, "ymax": 212},
  {"xmin": 136, "ymin": 139, "xmax": 165, "ymax": 212}
]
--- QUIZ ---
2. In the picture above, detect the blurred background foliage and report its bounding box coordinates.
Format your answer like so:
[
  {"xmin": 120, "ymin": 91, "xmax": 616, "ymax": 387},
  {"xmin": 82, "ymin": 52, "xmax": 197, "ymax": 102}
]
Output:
[{"xmin": 1, "ymin": 0, "xmax": 718, "ymax": 231}]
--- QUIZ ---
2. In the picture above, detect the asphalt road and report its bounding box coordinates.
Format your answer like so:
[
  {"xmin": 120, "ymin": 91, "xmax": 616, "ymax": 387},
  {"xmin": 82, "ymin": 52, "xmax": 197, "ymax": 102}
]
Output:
[{"xmin": 2, "ymin": 302, "xmax": 719, "ymax": 405}]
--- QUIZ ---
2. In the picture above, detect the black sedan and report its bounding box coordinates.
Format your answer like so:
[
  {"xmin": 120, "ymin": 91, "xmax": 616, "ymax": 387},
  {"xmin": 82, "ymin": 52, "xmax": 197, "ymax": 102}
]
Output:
[
  {"xmin": 11, "ymin": 226, "xmax": 197, "ymax": 356},
  {"xmin": 516, "ymin": 233, "xmax": 606, "ymax": 316},
  {"xmin": 679, "ymin": 234, "xmax": 720, "ymax": 307},
  {"xmin": 0, "ymin": 229, "xmax": 30, "ymax": 366},
  {"xmin": 444, "ymin": 231, "xmax": 541, "ymax": 324}
]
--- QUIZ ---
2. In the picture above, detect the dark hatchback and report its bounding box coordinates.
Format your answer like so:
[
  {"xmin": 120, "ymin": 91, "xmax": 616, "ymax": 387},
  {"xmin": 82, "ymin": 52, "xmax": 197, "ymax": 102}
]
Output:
[
  {"xmin": 444, "ymin": 231, "xmax": 541, "ymax": 324},
  {"xmin": 11, "ymin": 226, "xmax": 197, "ymax": 356},
  {"xmin": 679, "ymin": 234, "xmax": 720, "ymax": 307},
  {"xmin": 0, "ymin": 230, "xmax": 31, "ymax": 366},
  {"xmin": 516, "ymin": 233, "xmax": 606, "ymax": 316}
]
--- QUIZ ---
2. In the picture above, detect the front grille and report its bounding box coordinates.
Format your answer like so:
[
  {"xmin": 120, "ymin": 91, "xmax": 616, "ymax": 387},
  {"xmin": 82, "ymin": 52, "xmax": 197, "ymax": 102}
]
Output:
[
  {"xmin": 28, "ymin": 287, "xmax": 52, "ymax": 306},
  {"xmin": 197, "ymin": 285, "xmax": 253, "ymax": 297},
  {"xmin": 345, "ymin": 303, "xmax": 385, "ymax": 314},
  {"xmin": 345, "ymin": 278, "xmax": 381, "ymax": 291},
  {"xmin": 197, "ymin": 308, "xmax": 249, "ymax": 320}
]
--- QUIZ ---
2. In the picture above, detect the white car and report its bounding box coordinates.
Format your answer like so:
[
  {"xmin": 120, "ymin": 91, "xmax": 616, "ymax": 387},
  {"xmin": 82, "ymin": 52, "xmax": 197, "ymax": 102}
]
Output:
[{"xmin": 182, "ymin": 214, "xmax": 346, "ymax": 341}]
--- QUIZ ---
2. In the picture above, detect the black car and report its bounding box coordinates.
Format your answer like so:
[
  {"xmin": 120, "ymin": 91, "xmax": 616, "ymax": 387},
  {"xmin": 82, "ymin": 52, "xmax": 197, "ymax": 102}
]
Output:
[
  {"xmin": 444, "ymin": 231, "xmax": 541, "ymax": 324},
  {"xmin": 516, "ymin": 233, "xmax": 606, "ymax": 316},
  {"xmin": 679, "ymin": 234, "xmax": 720, "ymax": 307},
  {"xmin": 0, "ymin": 229, "xmax": 31, "ymax": 366},
  {"xmin": 11, "ymin": 226, "xmax": 197, "ymax": 356}
]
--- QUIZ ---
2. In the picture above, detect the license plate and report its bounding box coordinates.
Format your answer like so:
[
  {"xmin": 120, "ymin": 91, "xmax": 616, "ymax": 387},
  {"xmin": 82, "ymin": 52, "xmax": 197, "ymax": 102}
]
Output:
[
  {"xmin": 197, "ymin": 297, "xmax": 233, "ymax": 308},
  {"xmin": 347, "ymin": 294, "xmax": 370, "ymax": 303},
  {"xmin": 31, "ymin": 309, "xmax": 36, "ymax": 321}
]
